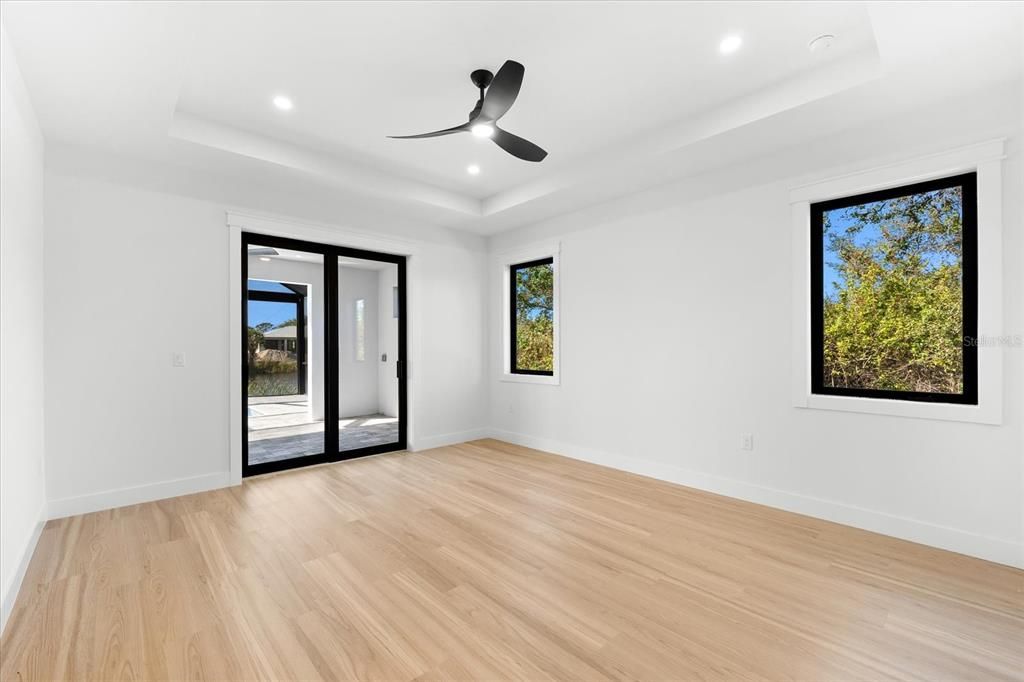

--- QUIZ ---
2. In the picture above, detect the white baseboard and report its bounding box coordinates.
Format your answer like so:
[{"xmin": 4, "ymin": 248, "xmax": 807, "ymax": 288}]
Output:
[
  {"xmin": 411, "ymin": 428, "xmax": 491, "ymax": 452},
  {"xmin": 1, "ymin": 502, "xmax": 47, "ymax": 636},
  {"xmin": 488, "ymin": 428, "xmax": 1023, "ymax": 569},
  {"xmin": 47, "ymin": 471, "xmax": 233, "ymax": 520},
  {"xmin": 46, "ymin": 429, "xmax": 490, "ymax": 522}
]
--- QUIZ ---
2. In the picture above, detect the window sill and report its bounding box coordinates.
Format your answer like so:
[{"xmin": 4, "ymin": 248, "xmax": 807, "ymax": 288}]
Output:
[
  {"xmin": 501, "ymin": 373, "xmax": 560, "ymax": 386},
  {"xmin": 796, "ymin": 393, "xmax": 1000, "ymax": 425}
]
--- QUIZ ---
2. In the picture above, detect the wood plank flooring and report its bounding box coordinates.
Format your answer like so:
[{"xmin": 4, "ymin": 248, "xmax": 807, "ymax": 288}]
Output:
[{"xmin": 2, "ymin": 439, "xmax": 1022, "ymax": 681}]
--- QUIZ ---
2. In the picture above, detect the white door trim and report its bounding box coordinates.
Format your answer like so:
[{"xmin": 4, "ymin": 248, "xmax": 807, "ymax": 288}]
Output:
[{"xmin": 227, "ymin": 210, "xmax": 422, "ymax": 484}]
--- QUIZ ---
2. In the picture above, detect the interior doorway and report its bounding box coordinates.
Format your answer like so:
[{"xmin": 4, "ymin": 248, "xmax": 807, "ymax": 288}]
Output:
[{"xmin": 242, "ymin": 233, "xmax": 406, "ymax": 476}]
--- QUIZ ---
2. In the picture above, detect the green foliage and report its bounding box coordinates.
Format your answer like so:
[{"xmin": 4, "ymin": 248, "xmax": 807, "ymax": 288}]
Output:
[
  {"xmin": 517, "ymin": 317, "xmax": 554, "ymax": 371},
  {"xmin": 275, "ymin": 318, "xmax": 297, "ymax": 328},
  {"xmin": 247, "ymin": 372, "xmax": 298, "ymax": 397},
  {"xmin": 255, "ymin": 359, "xmax": 298, "ymax": 375},
  {"xmin": 247, "ymin": 326, "xmax": 265, "ymax": 368},
  {"xmin": 515, "ymin": 263, "xmax": 554, "ymax": 371},
  {"xmin": 823, "ymin": 187, "xmax": 964, "ymax": 393},
  {"xmin": 246, "ymin": 332, "xmax": 299, "ymax": 396}
]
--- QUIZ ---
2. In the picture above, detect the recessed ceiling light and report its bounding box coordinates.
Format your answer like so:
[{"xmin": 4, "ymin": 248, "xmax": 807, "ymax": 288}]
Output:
[
  {"xmin": 272, "ymin": 95, "xmax": 294, "ymax": 111},
  {"xmin": 467, "ymin": 164, "xmax": 481, "ymax": 175},
  {"xmin": 259, "ymin": 256, "xmax": 271, "ymax": 262},
  {"xmin": 470, "ymin": 123, "xmax": 494, "ymax": 138},
  {"xmin": 808, "ymin": 34, "xmax": 835, "ymax": 53},
  {"xmin": 719, "ymin": 34, "xmax": 743, "ymax": 55}
]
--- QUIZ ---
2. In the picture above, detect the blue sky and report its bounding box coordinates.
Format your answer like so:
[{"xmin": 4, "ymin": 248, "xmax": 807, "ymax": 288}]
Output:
[
  {"xmin": 822, "ymin": 209, "xmax": 865, "ymax": 300},
  {"xmin": 249, "ymin": 300, "xmax": 295, "ymax": 328},
  {"xmin": 248, "ymin": 279, "xmax": 298, "ymax": 328},
  {"xmin": 515, "ymin": 266, "xmax": 553, "ymax": 321},
  {"xmin": 822, "ymin": 191, "xmax": 959, "ymax": 302},
  {"xmin": 249, "ymin": 280, "xmax": 291, "ymax": 293}
]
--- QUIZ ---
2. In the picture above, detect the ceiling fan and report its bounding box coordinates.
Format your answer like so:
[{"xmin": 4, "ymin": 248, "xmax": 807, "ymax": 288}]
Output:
[{"xmin": 388, "ymin": 60, "xmax": 547, "ymax": 163}]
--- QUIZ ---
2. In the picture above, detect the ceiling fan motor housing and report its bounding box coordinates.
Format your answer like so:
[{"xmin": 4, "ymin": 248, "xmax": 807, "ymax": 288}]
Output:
[
  {"xmin": 470, "ymin": 69, "xmax": 494, "ymax": 90},
  {"xmin": 468, "ymin": 69, "xmax": 494, "ymax": 120}
]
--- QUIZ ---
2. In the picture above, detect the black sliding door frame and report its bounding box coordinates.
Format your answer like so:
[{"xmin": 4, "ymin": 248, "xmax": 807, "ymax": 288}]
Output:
[
  {"xmin": 242, "ymin": 232, "xmax": 408, "ymax": 477},
  {"xmin": 246, "ymin": 289, "xmax": 307, "ymax": 396}
]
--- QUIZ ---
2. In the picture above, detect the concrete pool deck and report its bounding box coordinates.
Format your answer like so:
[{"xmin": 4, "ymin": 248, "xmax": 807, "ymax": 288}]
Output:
[{"xmin": 248, "ymin": 395, "xmax": 399, "ymax": 464}]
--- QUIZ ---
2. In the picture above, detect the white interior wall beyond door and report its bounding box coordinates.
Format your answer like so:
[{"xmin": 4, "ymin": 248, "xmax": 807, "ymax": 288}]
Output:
[
  {"xmin": 338, "ymin": 265, "xmax": 380, "ymax": 417},
  {"xmin": 0, "ymin": 22, "xmax": 48, "ymax": 634},
  {"xmin": 378, "ymin": 266, "xmax": 399, "ymax": 417}
]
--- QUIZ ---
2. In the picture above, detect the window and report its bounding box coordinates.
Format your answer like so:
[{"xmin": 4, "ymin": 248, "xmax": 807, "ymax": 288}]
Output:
[
  {"xmin": 810, "ymin": 173, "xmax": 977, "ymax": 404},
  {"xmin": 509, "ymin": 257, "xmax": 555, "ymax": 376},
  {"xmin": 355, "ymin": 298, "xmax": 366, "ymax": 361}
]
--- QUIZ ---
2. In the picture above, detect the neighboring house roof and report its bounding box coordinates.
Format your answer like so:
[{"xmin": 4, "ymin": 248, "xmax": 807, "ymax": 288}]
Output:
[{"xmin": 263, "ymin": 325, "xmax": 296, "ymax": 339}]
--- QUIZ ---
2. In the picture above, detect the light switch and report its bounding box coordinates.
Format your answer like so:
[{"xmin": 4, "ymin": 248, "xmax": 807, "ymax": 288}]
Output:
[{"xmin": 172, "ymin": 352, "xmax": 186, "ymax": 367}]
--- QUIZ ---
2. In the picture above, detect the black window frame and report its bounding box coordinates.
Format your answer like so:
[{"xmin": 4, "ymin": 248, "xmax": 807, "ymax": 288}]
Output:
[
  {"xmin": 246, "ymin": 284, "xmax": 308, "ymax": 396},
  {"xmin": 509, "ymin": 256, "xmax": 555, "ymax": 376},
  {"xmin": 810, "ymin": 172, "xmax": 978, "ymax": 405}
]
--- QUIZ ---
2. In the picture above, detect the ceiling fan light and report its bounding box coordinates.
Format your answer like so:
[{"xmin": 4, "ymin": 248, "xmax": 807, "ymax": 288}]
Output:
[
  {"xmin": 471, "ymin": 123, "xmax": 494, "ymax": 138},
  {"xmin": 719, "ymin": 34, "xmax": 743, "ymax": 54}
]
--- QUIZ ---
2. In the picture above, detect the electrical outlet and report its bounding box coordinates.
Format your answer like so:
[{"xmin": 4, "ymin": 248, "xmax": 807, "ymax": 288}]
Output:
[
  {"xmin": 740, "ymin": 433, "xmax": 754, "ymax": 451},
  {"xmin": 172, "ymin": 352, "xmax": 186, "ymax": 368}
]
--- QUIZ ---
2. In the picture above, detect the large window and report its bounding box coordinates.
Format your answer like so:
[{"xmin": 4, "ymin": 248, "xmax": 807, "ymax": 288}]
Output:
[
  {"xmin": 510, "ymin": 257, "xmax": 555, "ymax": 375},
  {"xmin": 811, "ymin": 173, "xmax": 977, "ymax": 404}
]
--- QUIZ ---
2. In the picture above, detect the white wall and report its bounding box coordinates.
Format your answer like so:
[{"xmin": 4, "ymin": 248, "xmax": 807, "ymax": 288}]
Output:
[
  {"xmin": 488, "ymin": 109, "xmax": 1024, "ymax": 567},
  {"xmin": 0, "ymin": 23, "xmax": 48, "ymax": 632},
  {"xmin": 378, "ymin": 266, "xmax": 399, "ymax": 417},
  {"xmin": 338, "ymin": 265, "xmax": 379, "ymax": 417},
  {"xmin": 43, "ymin": 150, "xmax": 488, "ymax": 516}
]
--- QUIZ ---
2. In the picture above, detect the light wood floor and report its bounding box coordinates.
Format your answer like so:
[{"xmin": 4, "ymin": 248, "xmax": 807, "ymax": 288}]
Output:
[{"xmin": 2, "ymin": 440, "xmax": 1022, "ymax": 681}]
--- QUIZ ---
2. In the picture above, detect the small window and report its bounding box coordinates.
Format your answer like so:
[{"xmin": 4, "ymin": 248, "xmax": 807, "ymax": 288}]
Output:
[
  {"xmin": 811, "ymin": 173, "xmax": 977, "ymax": 404},
  {"xmin": 510, "ymin": 257, "xmax": 554, "ymax": 375},
  {"xmin": 355, "ymin": 299, "xmax": 365, "ymax": 362}
]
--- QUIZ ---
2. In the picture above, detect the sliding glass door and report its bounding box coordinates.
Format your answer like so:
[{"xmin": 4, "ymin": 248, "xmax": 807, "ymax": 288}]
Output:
[
  {"xmin": 336, "ymin": 257, "xmax": 402, "ymax": 453},
  {"xmin": 242, "ymin": 233, "xmax": 406, "ymax": 476}
]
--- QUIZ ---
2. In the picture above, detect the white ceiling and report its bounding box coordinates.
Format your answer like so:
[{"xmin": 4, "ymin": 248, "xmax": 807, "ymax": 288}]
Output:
[
  {"xmin": 175, "ymin": 1, "xmax": 875, "ymax": 196},
  {"xmin": 2, "ymin": 2, "xmax": 1021, "ymax": 234}
]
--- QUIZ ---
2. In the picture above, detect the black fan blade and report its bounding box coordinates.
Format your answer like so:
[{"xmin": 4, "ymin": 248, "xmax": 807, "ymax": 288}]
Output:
[
  {"xmin": 388, "ymin": 123, "xmax": 469, "ymax": 139},
  {"xmin": 492, "ymin": 127, "xmax": 547, "ymax": 162},
  {"xmin": 479, "ymin": 60, "xmax": 524, "ymax": 121}
]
